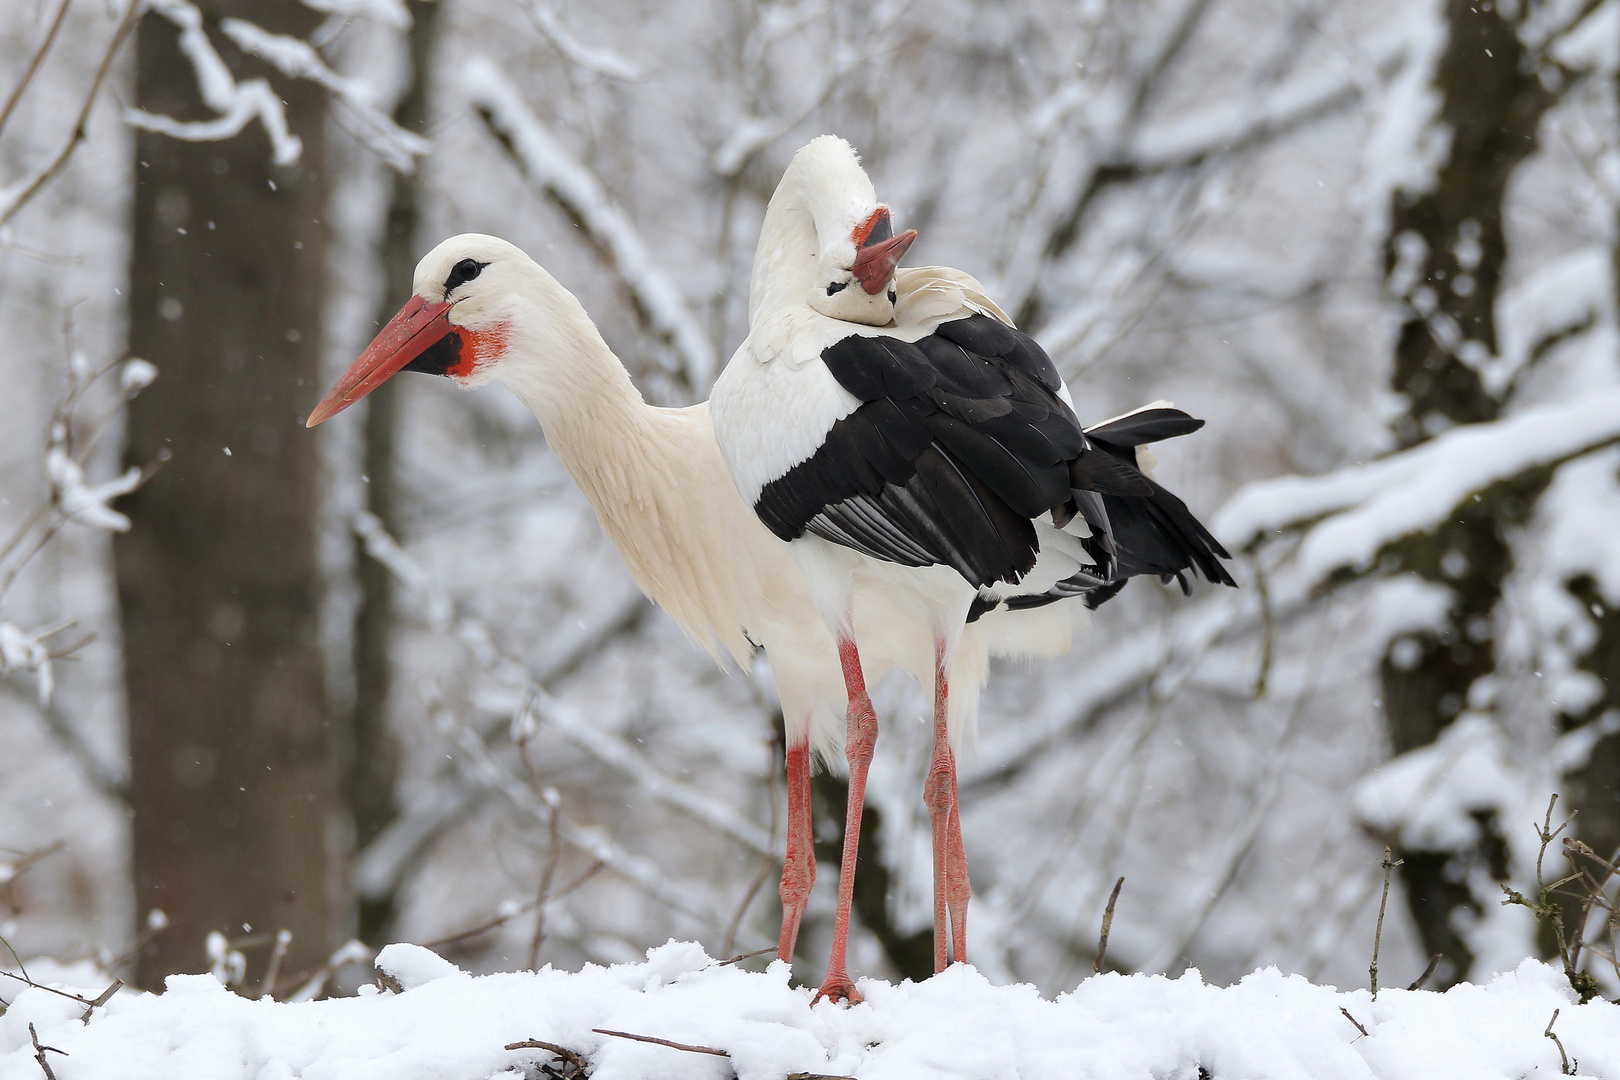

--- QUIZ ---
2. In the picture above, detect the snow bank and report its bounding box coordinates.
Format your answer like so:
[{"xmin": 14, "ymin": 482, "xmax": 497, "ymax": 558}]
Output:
[{"xmin": 3, "ymin": 942, "xmax": 1616, "ymax": 1080}]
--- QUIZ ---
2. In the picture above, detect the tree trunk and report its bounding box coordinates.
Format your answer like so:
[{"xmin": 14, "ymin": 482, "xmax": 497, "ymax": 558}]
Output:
[
  {"xmin": 1375, "ymin": 0, "xmax": 1555, "ymax": 986},
  {"xmin": 348, "ymin": 0, "xmax": 442, "ymax": 948},
  {"xmin": 116, "ymin": 0, "xmax": 337, "ymax": 990}
]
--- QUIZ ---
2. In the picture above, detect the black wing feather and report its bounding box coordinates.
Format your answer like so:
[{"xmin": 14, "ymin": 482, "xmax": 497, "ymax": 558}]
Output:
[{"xmin": 755, "ymin": 315, "xmax": 1233, "ymax": 594}]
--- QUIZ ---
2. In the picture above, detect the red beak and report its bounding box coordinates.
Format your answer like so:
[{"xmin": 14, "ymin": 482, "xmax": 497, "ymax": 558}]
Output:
[
  {"xmin": 852, "ymin": 229, "xmax": 917, "ymax": 295},
  {"xmin": 306, "ymin": 295, "xmax": 454, "ymax": 427}
]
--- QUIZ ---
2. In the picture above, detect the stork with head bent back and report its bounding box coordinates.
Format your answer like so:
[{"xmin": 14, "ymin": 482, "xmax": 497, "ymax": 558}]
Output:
[{"xmin": 710, "ymin": 136, "xmax": 1236, "ymax": 1002}]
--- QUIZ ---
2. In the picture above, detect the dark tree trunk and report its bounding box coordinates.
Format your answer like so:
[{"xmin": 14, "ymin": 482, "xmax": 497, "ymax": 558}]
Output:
[
  {"xmin": 1375, "ymin": 0, "xmax": 1556, "ymax": 986},
  {"xmin": 348, "ymin": 0, "xmax": 442, "ymax": 948},
  {"xmin": 116, "ymin": 1, "xmax": 337, "ymax": 989}
]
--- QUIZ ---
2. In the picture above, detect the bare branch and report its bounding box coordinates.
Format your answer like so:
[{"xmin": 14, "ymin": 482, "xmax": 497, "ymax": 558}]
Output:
[
  {"xmin": 465, "ymin": 56, "xmax": 717, "ymax": 392},
  {"xmin": 0, "ymin": 0, "xmax": 137, "ymax": 232},
  {"xmin": 0, "ymin": 0, "xmax": 74, "ymax": 140}
]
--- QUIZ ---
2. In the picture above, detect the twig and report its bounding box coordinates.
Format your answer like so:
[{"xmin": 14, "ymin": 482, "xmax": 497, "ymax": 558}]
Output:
[
  {"xmin": 528, "ymin": 788, "xmax": 564, "ymax": 970},
  {"xmin": 259, "ymin": 930, "xmax": 292, "ymax": 1000},
  {"xmin": 1545, "ymin": 1008, "xmax": 1573, "ymax": 1075},
  {"xmin": 0, "ymin": 0, "xmax": 139, "ymax": 231},
  {"xmin": 1563, "ymin": 838, "xmax": 1620, "ymax": 976},
  {"xmin": 76, "ymin": 979, "xmax": 121, "ymax": 1023},
  {"xmin": 506, "ymin": 1038, "xmax": 589, "ymax": 1076},
  {"xmin": 1094, "ymin": 876, "xmax": 1125, "ymax": 974},
  {"xmin": 28, "ymin": 1023, "xmax": 65, "ymax": 1080},
  {"xmin": 720, "ymin": 860, "xmax": 773, "ymax": 961},
  {"xmin": 717, "ymin": 945, "xmax": 777, "ymax": 967},
  {"xmin": 1406, "ymin": 953, "xmax": 1442, "ymax": 991},
  {"xmin": 592, "ymin": 1029, "xmax": 729, "ymax": 1058},
  {"xmin": 1370, "ymin": 846, "xmax": 1402, "ymax": 998},
  {"xmin": 0, "ymin": 0, "xmax": 74, "ymax": 139},
  {"xmin": 1339, "ymin": 1007, "xmax": 1368, "ymax": 1038}
]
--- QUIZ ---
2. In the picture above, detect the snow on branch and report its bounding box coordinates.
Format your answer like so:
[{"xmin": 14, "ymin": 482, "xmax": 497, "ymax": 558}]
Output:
[
  {"xmin": 1215, "ymin": 388, "xmax": 1620, "ymax": 586},
  {"xmin": 1486, "ymin": 246, "xmax": 1611, "ymax": 396},
  {"xmin": 527, "ymin": 2, "xmax": 641, "ymax": 81},
  {"xmin": 1124, "ymin": 36, "xmax": 1407, "ymax": 172},
  {"xmin": 218, "ymin": 19, "xmax": 428, "ymax": 172},
  {"xmin": 464, "ymin": 57, "xmax": 717, "ymax": 389},
  {"xmin": 125, "ymin": 0, "xmax": 302, "ymax": 166},
  {"xmin": 0, "ymin": 621, "xmax": 60, "ymax": 705}
]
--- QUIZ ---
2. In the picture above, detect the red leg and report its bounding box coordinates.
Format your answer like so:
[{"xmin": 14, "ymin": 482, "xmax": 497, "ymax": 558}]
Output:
[
  {"xmin": 777, "ymin": 739, "xmax": 814, "ymax": 963},
  {"xmin": 945, "ymin": 785, "xmax": 969, "ymax": 966},
  {"xmin": 815, "ymin": 635, "xmax": 877, "ymax": 1004},
  {"xmin": 923, "ymin": 641, "xmax": 970, "ymax": 971}
]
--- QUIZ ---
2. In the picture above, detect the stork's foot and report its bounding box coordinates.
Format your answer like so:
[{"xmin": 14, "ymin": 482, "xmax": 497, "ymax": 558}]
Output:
[{"xmin": 812, "ymin": 972, "xmax": 863, "ymax": 1005}]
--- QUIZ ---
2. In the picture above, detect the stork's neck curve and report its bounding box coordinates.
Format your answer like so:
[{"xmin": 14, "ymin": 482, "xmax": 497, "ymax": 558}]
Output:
[
  {"xmin": 748, "ymin": 138, "xmax": 878, "ymax": 324},
  {"xmin": 492, "ymin": 264, "xmax": 646, "ymax": 446}
]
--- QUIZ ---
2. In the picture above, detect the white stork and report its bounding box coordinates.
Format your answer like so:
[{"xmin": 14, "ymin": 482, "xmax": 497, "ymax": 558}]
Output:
[
  {"xmin": 305, "ymin": 234, "xmax": 1076, "ymax": 985},
  {"xmin": 710, "ymin": 136, "xmax": 1236, "ymax": 1000}
]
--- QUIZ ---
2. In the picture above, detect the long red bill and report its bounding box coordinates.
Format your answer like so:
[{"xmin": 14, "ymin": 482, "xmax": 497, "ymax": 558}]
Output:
[
  {"xmin": 852, "ymin": 229, "xmax": 918, "ymax": 295},
  {"xmin": 306, "ymin": 294, "xmax": 454, "ymax": 427}
]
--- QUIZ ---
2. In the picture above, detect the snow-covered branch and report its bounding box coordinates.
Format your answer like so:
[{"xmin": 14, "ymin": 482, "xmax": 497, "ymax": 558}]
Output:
[
  {"xmin": 1216, "ymin": 388, "xmax": 1620, "ymax": 586},
  {"xmin": 527, "ymin": 2, "xmax": 641, "ymax": 81},
  {"xmin": 124, "ymin": 0, "xmax": 303, "ymax": 166},
  {"xmin": 125, "ymin": 0, "xmax": 431, "ymax": 173},
  {"xmin": 1123, "ymin": 37, "xmax": 1408, "ymax": 173},
  {"xmin": 465, "ymin": 57, "xmax": 718, "ymax": 390},
  {"xmin": 219, "ymin": 19, "xmax": 429, "ymax": 172}
]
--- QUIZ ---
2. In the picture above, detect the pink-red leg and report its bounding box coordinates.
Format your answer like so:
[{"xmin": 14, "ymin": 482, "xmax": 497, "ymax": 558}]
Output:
[
  {"xmin": 815, "ymin": 635, "xmax": 878, "ymax": 1004},
  {"xmin": 923, "ymin": 640, "xmax": 970, "ymax": 972},
  {"xmin": 777, "ymin": 740, "xmax": 815, "ymax": 963}
]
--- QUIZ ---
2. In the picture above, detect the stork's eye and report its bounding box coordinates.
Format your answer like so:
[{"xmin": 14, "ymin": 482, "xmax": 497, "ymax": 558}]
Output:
[
  {"xmin": 444, "ymin": 258, "xmax": 486, "ymax": 295},
  {"xmin": 826, "ymin": 281, "xmax": 848, "ymax": 296}
]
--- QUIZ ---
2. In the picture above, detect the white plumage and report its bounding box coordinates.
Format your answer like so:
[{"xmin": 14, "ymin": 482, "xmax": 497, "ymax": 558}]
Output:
[
  {"xmin": 711, "ymin": 136, "xmax": 1234, "ymax": 1000},
  {"xmin": 305, "ymin": 233, "xmax": 1081, "ymax": 987}
]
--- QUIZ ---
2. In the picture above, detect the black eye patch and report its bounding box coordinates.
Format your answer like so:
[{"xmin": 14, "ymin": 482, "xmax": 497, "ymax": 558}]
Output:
[
  {"xmin": 444, "ymin": 258, "xmax": 487, "ymax": 296},
  {"xmin": 826, "ymin": 281, "xmax": 849, "ymax": 296}
]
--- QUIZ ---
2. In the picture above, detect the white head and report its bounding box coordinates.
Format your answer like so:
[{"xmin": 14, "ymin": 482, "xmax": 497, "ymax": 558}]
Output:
[
  {"xmin": 749, "ymin": 136, "xmax": 917, "ymax": 327},
  {"xmin": 307, "ymin": 234, "xmax": 595, "ymax": 426}
]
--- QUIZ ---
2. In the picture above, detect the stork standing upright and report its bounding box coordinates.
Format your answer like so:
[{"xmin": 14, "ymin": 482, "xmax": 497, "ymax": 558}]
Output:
[
  {"xmin": 711, "ymin": 136, "xmax": 1236, "ymax": 1001},
  {"xmin": 305, "ymin": 233, "xmax": 1102, "ymax": 982}
]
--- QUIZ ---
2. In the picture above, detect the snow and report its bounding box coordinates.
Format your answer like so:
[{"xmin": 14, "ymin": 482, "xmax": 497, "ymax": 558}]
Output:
[
  {"xmin": 1215, "ymin": 388, "xmax": 1620, "ymax": 586},
  {"xmin": 2, "ymin": 943, "xmax": 1615, "ymax": 1080}
]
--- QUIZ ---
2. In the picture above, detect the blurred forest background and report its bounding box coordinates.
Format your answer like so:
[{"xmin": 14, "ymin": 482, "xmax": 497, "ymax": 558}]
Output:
[{"xmin": 3, "ymin": 0, "xmax": 1620, "ymax": 1002}]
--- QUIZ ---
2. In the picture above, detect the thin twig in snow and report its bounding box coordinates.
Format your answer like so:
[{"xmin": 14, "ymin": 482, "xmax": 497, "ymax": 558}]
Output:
[
  {"xmin": 591, "ymin": 1029, "xmax": 729, "ymax": 1058},
  {"xmin": 1545, "ymin": 1009, "xmax": 1573, "ymax": 1075},
  {"xmin": 28, "ymin": 1023, "xmax": 65, "ymax": 1080},
  {"xmin": 1093, "ymin": 877, "xmax": 1124, "ymax": 974},
  {"xmin": 1370, "ymin": 845, "xmax": 1402, "ymax": 999},
  {"xmin": 506, "ymin": 1038, "xmax": 589, "ymax": 1078}
]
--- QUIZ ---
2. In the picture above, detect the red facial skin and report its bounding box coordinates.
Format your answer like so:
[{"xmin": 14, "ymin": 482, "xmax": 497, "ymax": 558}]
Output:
[{"xmin": 306, "ymin": 297, "xmax": 508, "ymax": 427}]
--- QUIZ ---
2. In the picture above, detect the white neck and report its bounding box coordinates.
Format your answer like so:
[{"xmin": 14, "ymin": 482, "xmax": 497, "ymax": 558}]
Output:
[{"xmin": 489, "ymin": 261, "xmax": 754, "ymax": 665}]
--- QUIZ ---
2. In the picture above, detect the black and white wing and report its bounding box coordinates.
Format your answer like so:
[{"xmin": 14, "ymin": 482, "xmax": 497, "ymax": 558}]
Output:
[{"xmin": 752, "ymin": 314, "xmax": 1149, "ymax": 589}]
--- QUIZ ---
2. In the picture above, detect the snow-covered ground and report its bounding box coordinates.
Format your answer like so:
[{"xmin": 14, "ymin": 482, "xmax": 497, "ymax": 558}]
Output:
[{"xmin": 1, "ymin": 942, "xmax": 1614, "ymax": 1080}]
